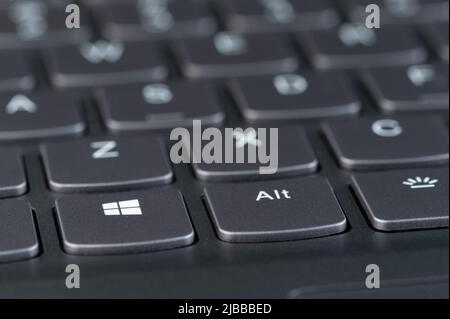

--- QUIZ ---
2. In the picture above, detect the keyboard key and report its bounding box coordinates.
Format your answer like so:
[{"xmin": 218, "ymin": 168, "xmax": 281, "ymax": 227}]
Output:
[
  {"xmin": 342, "ymin": 0, "xmax": 449, "ymax": 25},
  {"xmin": 42, "ymin": 136, "xmax": 173, "ymax": 192},
  {"xmin": 80, "ymin": 0, "xmax": 127, "ymax": 5},
  {"xmin": 102, "ymin": 0, "xmax": 217, "ymax": 40},
  {"xmin": 230, "ymin": 72, "xmax": 361, "ymax": 122},
  {"xmin": 0, "ymin": 50, "xmax": 35, "ymax": 92},
  {"xmin": 0, "ymin": 148, "xmax": 27, "ymax": 198},
  {"xmin": 0, "ymin": 91, "xmax": 85, "ymax": 141},
  {"xmin": 173, "ymin": 32, "xmax": 299, "ymax": 78},
  {"xmin": 424, "ymin": 23, "xmax": 449, "ymax": 62},
  {"xmin": 362, "ymin": 64, "xmax": 449, "ymax": 113},
  {"xmin": 352, "ymin": 167, "xmax": 449, "ymax": 231},
  {"xmin": 191, "ymin": 127, "xmax": 318, "ymax": 182},
  {"xmin": 217, "ymin": 0, "xmax": 340, "ymax": 32},
  {"xmin": 0, "ymin": 0, "xmax": 74, "ymax": 8},
  {"xmin": 55, "ymin": 189, "xmax": 195, "ymax": 255},
  {"xmin": 323, "ymin": 116, "xmax": 449, "ymax": 170},
  {"xmin": 98, "ymin": 81, "xmax": 225, "ymax": 131},
  {"xmin": 0, "ymin": 200, "xmax": 39, "ymax": 263},
  {"xmin": 204, "ymin": 177, "xmax": 347, "ymax": 243},
  {"xmin": 299, "ymin": 24, "xmax": 428, "ymax": 70},
  {"xmin": 46, "ymin": 41, "xmax": 169, "ymax": 88},
  {"xmin": 0, "ymin": 1, "xmax": 90, "ymax": 49}
]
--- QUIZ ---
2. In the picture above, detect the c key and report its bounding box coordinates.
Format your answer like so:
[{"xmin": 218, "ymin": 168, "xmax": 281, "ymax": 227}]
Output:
[{"xmin": 324, "ymin": 117, "xmax": 449, "ymax": 170}]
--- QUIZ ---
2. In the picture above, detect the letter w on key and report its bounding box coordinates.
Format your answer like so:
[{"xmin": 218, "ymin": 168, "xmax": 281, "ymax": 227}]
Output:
[
  {"xmin": 80, "ymin": 41, "xmax": 125, "ymax": 64},
  {"xmin": 91, "ymin": 141, "xmax": 120, "ymax": 159}
]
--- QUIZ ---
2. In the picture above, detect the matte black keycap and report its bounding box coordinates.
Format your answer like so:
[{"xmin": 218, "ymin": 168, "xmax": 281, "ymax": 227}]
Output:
[
  {"xmin": 0, "ymin": 0, "xmax": 73, "ymax": 7},
  {"xmin": 204, "ymin": 177, "xmax": 347, "ymax": 243},
  {"xmin": 0, "ymin": 148, "xmax": 27, "ymax": 198},
  {"xmin": 299, "ymin": 24, "xmax": 427, "ymax": 70},
  {"xmin": 352, "ymin": 167, "xmax": 449, "ymax": 231},
  {"xmin": 56, "ymin": 189, "xmax": 195, "ymax": 255},
  {"xmin": 0, "ymin": 1, "xmax": 89, "ymax": 49},
  {"xmin": 173, "ymin": 32, "xmax": 299, "ymax": 78},
  {"xmin": 362, "ymin": 64, "xmax": 449, "ymax": 112},
  {"xmin": 42, "ymin": 136, "xmax": 173, "ymax": 192},
  {"xmin": 0, "ymin": 50, "xmax": 35, "ymax": 92},
  {"xmin": 102, "ymin": 0, "xmax": 217, "ymax": 40},
  {"xmin": 0, "ymin": 200, "xmax": 39, "ymax": 263},
  {"xmin": 217, "ymin": 0, "xmax": 340, "ymax": 32},
  {"xmin": 80, "ymin": 0, "xmax": 129, "ymax": 6},
  {"xmin": 424, "ymin": 23, "xmax": 449, "ymax": 62},
  {"xmin": 46, "ymin": 41, "xmax": 169, "ymax": 88},
  {"xmin": 0, "ymin": 91, "xmax": 85, "ymax": 141},
  {"xmin": 342, "ymin": 0, "xmax": 449, "ymax": 25},
  {"xmin": 191, "ymin": 127, "xmax": 318, "ymax": 182},
  {"xmin": 230, "ymin": 72, "xmax": 361, "ymax": 122},
  {"xmin": 98, "ymin": 81, "xmax": 225, "ymax": 131},
  {"xmin": 324, "ymin": 116, "xmax": 449, "ymax": 170}
]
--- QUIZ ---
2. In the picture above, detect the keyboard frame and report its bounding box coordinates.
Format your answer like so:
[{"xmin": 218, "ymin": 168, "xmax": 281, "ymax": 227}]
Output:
[{"xmin": 0, "ymin": 0, "xmax": 448, "ymax": 299}]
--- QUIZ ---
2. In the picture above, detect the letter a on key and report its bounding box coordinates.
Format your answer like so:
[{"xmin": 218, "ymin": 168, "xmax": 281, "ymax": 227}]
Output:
[
  {"xmin": 5, "ymin": 94, "xmax": 37, "ymax": 114},
  {"xmin": 256, "ymin": 191, "xmax": 274, "ymax": 201}
]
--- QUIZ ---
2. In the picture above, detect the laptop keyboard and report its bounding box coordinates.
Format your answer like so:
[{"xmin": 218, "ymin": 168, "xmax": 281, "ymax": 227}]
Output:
[{"xmin": 0, "ymin": 0, "xmax": 448, "ymax": 268}]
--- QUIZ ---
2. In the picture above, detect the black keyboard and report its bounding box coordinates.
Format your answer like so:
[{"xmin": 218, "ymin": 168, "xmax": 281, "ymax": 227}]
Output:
[{"xmin": 0, "ymin": 0, "xmax": 448, "ymax": 299}]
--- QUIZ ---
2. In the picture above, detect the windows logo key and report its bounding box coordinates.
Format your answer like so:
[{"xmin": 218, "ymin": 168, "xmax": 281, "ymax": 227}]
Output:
[{"xmin": 102, "ymin": 199, "xmax": 143, "ymax": 216}]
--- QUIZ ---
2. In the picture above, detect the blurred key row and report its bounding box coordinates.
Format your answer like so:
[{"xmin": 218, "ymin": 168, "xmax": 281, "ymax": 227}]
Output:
[
  {"xmin": 0, "ymin": 0, "xmax": 448, "ymax": 48},
  {"xmin": 1, "ymin": 24, "xmax": 448, "ymax": 91}
]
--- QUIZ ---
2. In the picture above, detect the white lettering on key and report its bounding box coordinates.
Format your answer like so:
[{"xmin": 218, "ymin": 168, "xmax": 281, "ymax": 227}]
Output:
[
  {"xmin": 80, "ymin": 41, "xmax": 125, "ymax": 64},
  {"xmin": 256, "ymin": 189, "xmax": 291, "ymax": 201},
  {"xmin": 91, "ymin": 141, "xmax": 120, "ymax": 159},
  {"xmin": 6, "ymin": 94, "xmax": 37, "ymax": 114},
  {"xmin": 9, "ymin": 1, "xmax": 48, "ymax": 40}
]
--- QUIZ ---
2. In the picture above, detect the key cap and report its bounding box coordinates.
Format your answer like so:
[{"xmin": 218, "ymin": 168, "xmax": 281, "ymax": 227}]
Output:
[
  {"xmin": 204, "ymin": 177, "xmax": 347, "ymax": 243},
  {"xmin": 0, "ymin": 50, "xmax": 35, "ymax": 92},
  {"xmin": 0, "ymin": 0, "xmax": 73, "ymax": 8},
  {"xmin": 230, "ymin": 72, "xmax": 361, "ymax": 122},
  {"xmin": 0, "ymin": 91, "xmax": 85, "ymax": 141},
  {"xmin": 0, "ymin": 1, "xmax": 90, "ymax": 49},
  {"xmin": 173, "ymin": 32, "xmax": 299, "ymax": 78},
  {"xmin": 46, "ymin": 41, "xmax": 169, "ymax": 88},
  {"xmin": 190, "ymin": 127, "xmax": 318, "ymax": 182},
  {"xmin": 424, "ymin": 23, "xmax": 449, "ymax": 62},
  {"xmin": 98, "ymin": 81, "xmax": 225, "ymax": 131},
  {"xmin": 362, "ymin": 64, "xmax": 449, "ymax": 112},
  {"xmin": 298, "ymin": 24, "xmax": 428, "ymax": 70},
  {"xmin": 102, "ymin": 0, "xmax": 217, "ymax": 40},
  {"xmin": 323, "ymin": 116, "xmax": 449, "ymax": 170},
  {"xmin": 0, "ymin": 200, "xmax": 39, "ymax": 263},
  {"xmin": 342, "ymin": 0, "xmax": 449, "ymax": 25},
  {"xmin": 217, "ymin": 0, "xmax": 340, "ymax": 32},
  {"xmin": 0, "ymin": 148, "xmax": 27, "ymax": 198},
  {"xmin": 55, "ymin": 189, "xmax": 195, "ymax": 255},
  {"xmin": 42, "ymin": 136, "xmax": 173, "ymax": 192},
  {"xmin": 80, "ymin": 0, "xmax": 127, "ymax": 5},
  {"xmin": 352, "ymin": 167, "xmax": 449, "ymax": 231}
]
